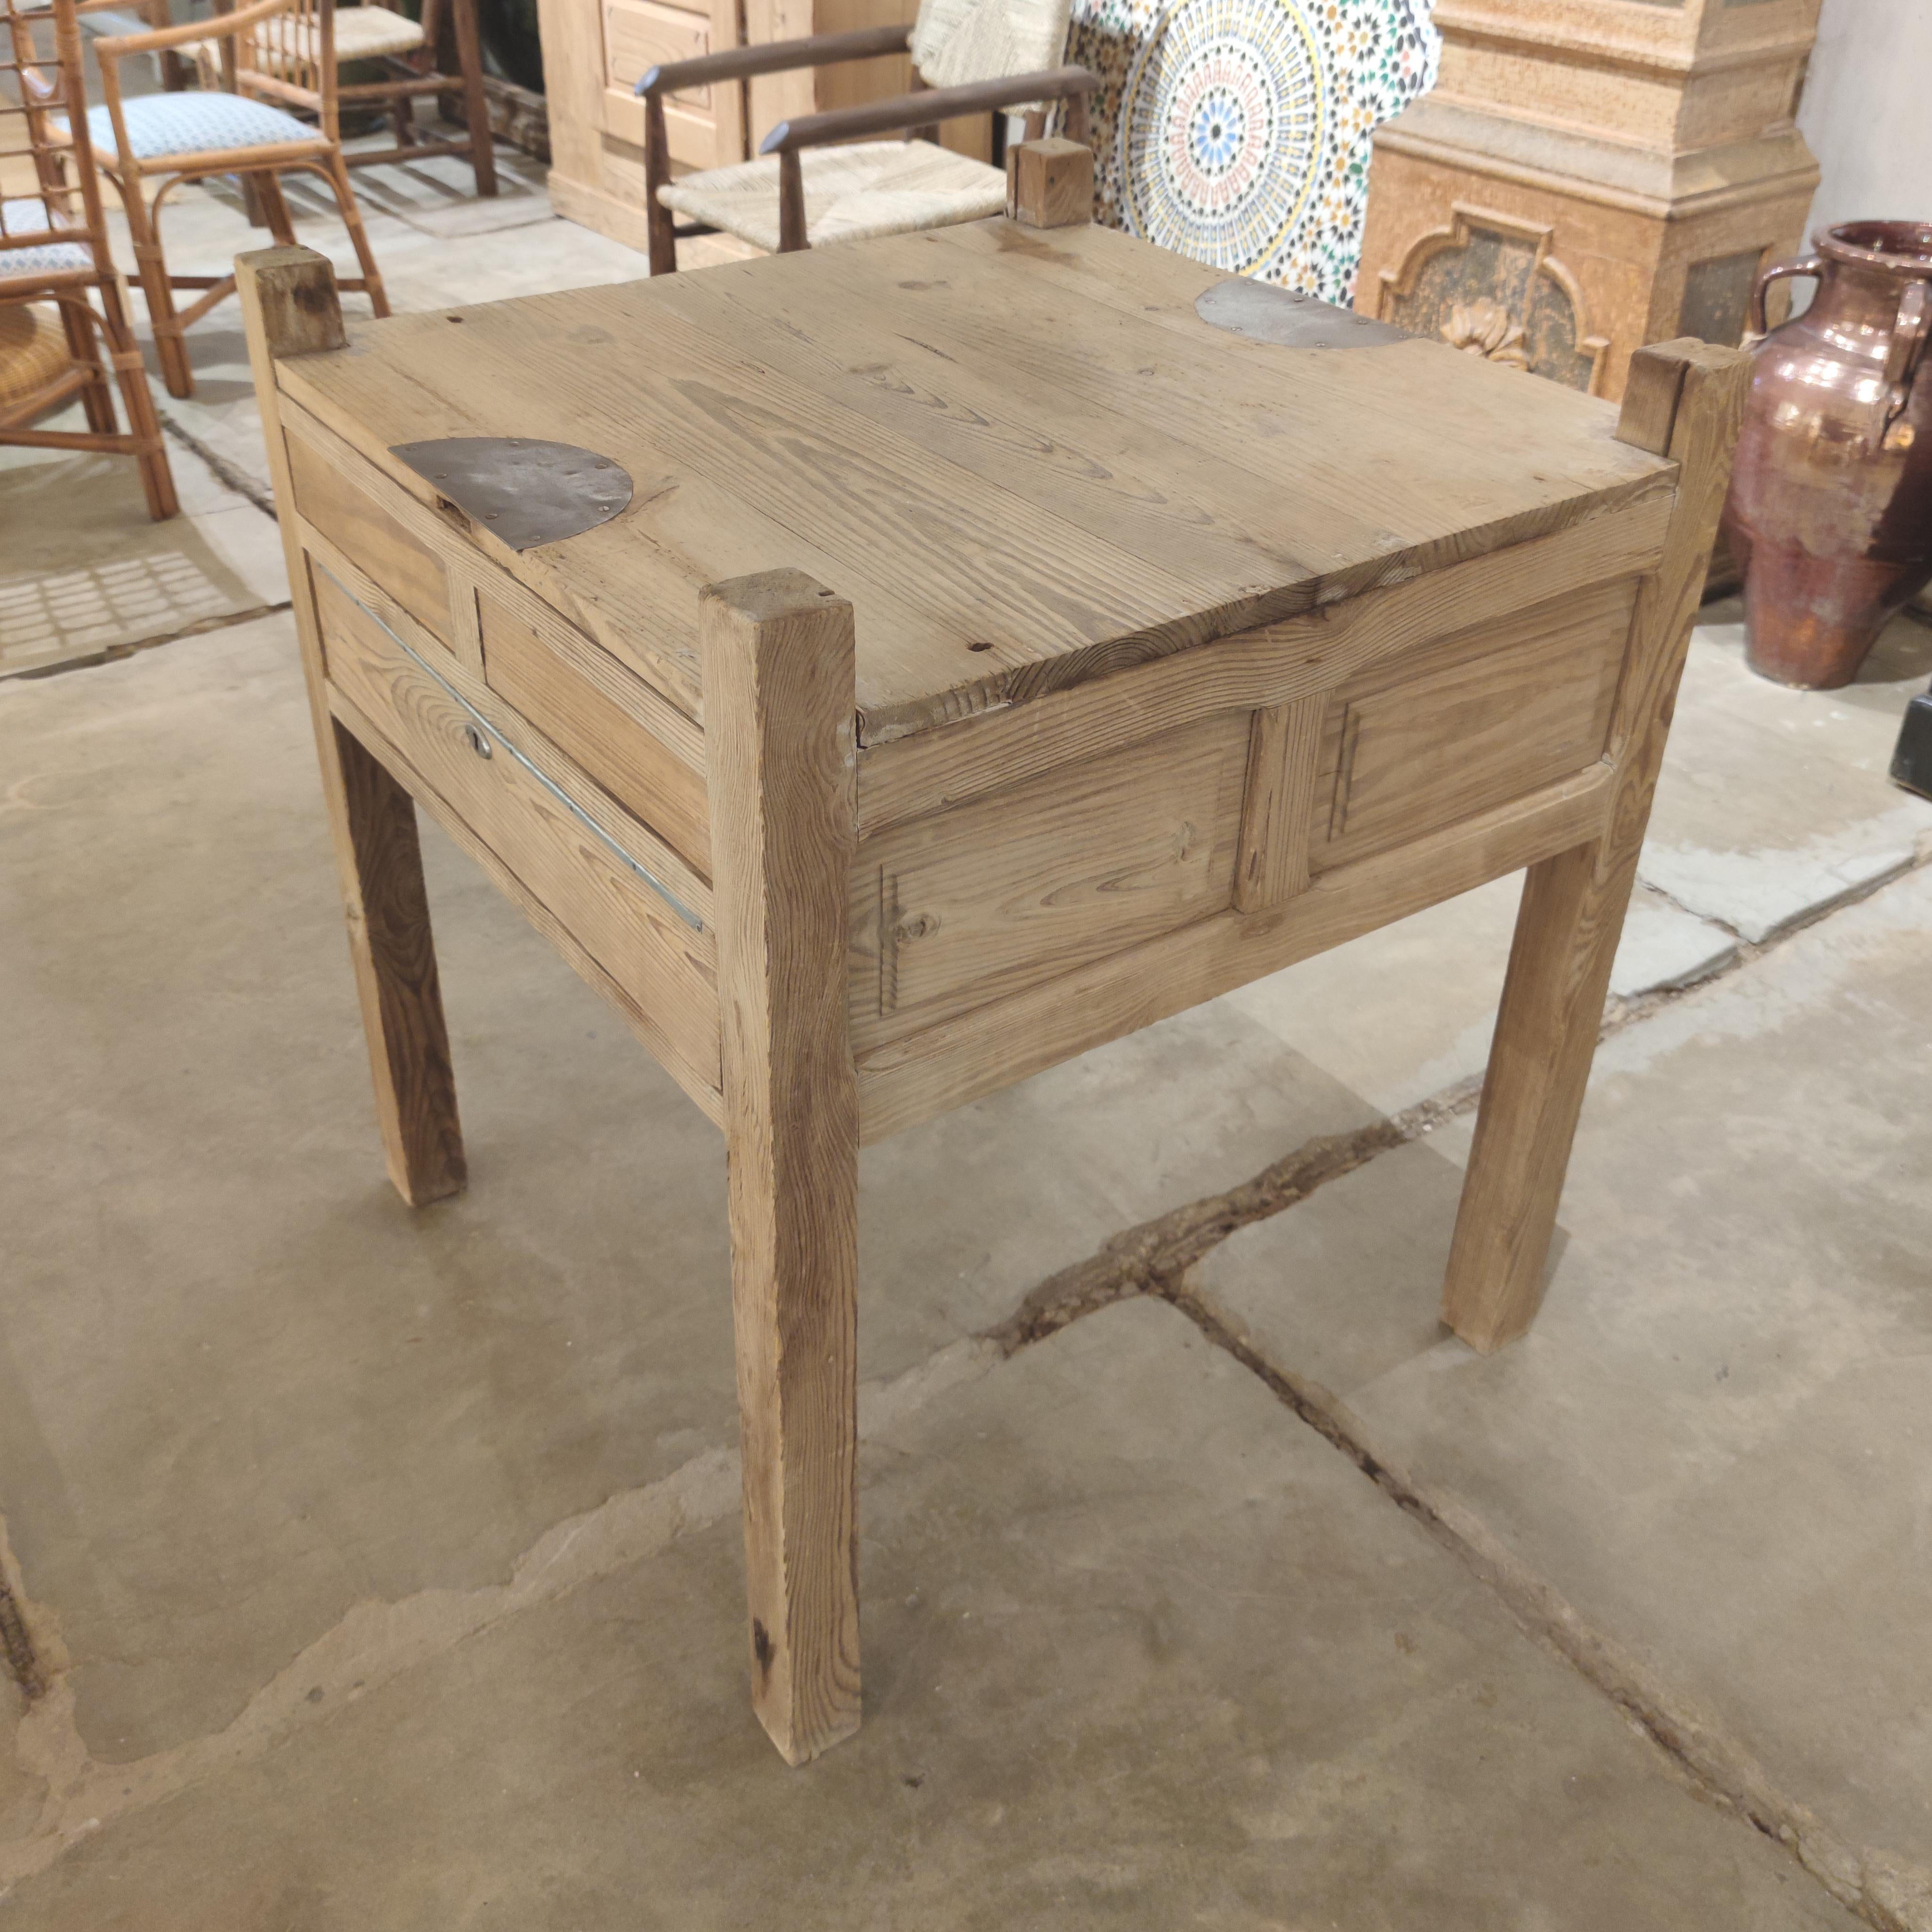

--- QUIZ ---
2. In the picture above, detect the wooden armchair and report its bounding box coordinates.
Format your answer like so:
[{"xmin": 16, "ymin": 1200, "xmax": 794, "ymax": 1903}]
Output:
[
  {"xmin": 1, "ymin": 0, "xmax": 176, "ymax": 518},
  {"xmin": 78, "ymin": 0, "xmax": 388, "ymax": 399},
  {"xmin": 635, "ymin": 0, "xmax": 1095, "ymax": 274}
]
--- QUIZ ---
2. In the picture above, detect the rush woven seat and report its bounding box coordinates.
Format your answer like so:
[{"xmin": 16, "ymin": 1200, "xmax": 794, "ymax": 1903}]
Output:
[
  {"xmin": 658, "ymin": 140, "xmax": 1007, "ymax": 253},
  {"xmin": 636, "ymin": 0, "xmax": 1093, "ymax": 271}
]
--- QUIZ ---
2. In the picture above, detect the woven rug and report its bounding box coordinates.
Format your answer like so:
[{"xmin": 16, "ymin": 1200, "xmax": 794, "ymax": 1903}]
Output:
[{"xmin": 1067, "ymin": 0, "xmax": 1438, "ymax": 303}]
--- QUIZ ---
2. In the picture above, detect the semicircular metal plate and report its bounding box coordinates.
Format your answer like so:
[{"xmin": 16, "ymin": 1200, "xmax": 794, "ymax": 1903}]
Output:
[
  {"xmin": 1195, "ymin": 279, "xmax": 1410, "ymax": 350},
  {"xmin": 387, "ymin": 437, "xmax": 634, "ymax": 550}
]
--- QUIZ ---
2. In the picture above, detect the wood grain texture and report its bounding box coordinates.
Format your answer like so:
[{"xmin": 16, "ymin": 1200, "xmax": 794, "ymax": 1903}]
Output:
[
  {"xmin": 857, "ymin": 762, "xmax": 1616, "ymax": 1143},
  {"xmin": 853, "ymin": 499, "xmax": 1669, "ymax": 836},
  {"xmin": 238, "ymin": 246, "xmax": 467, "ymax": 1208},
  {"xmin": 1313, "ymin": 578, "xmax": 1636, "ymax": 868},
  {"xmin": 1439, "ymin": 339, "xmax": 1749, "ymax": 1353},
  {"xmin": 1005, "ymin": 136, "xmax": 1093, "ymax": 229},
  {"xmin": 274, "ymin": 220, "xmax": 1677, "ymax": 744},
  {"xmin": 285, "ymin": 426, "xmax": 454, "ymax": 648},
  {"xmin": 1232, "ymin": 693, "xmax": 1324, "ymax": 911},
  {"xmin": 299, "ymin": 519, "xmax": 715, "ymax": 926},
  {"xmin": 478, "ymin": 590, "xmax": 712, "ymax": 878},
  {"xmin": 330, "ymin": 687, "xmax": 724, "ymax": 1130},
  {"xmin": 703, "ymin": 569, "xmax": 862, "ymax": 1766},
  {"xmin": 315, "ymin": 567, "xmax": 724, "ymax": 1114},
  {"xmin": 329, "ymin": 719, "xmax": 470, "ymax": 1202},
  {"xmin": 851, "ymin": 710, "xmax": 1249, "ymax": 1046}
]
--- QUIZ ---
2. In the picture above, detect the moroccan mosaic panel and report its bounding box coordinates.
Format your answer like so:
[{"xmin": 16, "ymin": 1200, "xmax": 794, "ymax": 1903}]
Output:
[{"xmin": 1068, "ymin": 0, "xmax": 1437, "ymax": 302}]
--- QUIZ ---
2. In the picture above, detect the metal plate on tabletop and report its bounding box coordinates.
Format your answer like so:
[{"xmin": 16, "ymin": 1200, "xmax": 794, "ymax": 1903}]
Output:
[
  {"xmin": 1195, "ymin": 279, "xmax": 1410, "ymax": 349},
  {"xmin": 387, "ymin": 438, "xmax": 633, "ymax": 550}
]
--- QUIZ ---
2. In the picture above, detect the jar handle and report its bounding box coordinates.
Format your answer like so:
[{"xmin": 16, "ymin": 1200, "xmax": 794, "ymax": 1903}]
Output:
[
  {"xmin": 1882, "ymin": 280, "xmax": 1932, "ymax": 435},
  {"xmin": 1747, "ymin": 253, "xmax": 1823, "ymax": 339}
]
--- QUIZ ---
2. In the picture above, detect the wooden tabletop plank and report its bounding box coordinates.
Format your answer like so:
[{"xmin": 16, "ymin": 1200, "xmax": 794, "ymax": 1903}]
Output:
[
  {"xmin": 288, "ymin": 282, "xmax": 1244, "ymax": 738},
  {"xmin": 645, "ymin": 260, "xmax": 1328, "ymax": 595},
  {"xmin": 283, "ymin": 223, "xmax": 1675, "ymax": 743},
  {"xmin": 917, "ymin": 225, "xmax": 1666, "ymax": 541}
]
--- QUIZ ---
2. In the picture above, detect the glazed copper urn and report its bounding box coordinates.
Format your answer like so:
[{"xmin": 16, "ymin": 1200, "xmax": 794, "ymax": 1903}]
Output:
[{"xmin": 1721, "ymin": 222, "xmax": 1932, "ymax": 689}]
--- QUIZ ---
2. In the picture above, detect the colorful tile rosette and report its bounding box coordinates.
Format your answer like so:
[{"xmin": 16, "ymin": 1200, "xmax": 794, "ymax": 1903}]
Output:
[{"xmin": 1068, "ymin": 0, "xmax": 1439, "ymax": 303}]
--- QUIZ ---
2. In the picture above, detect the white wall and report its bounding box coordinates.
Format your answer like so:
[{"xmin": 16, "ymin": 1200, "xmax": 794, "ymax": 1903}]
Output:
[{"xmin": 1798, "ymin": 0, "xmax": 1932, "ymax": 241}]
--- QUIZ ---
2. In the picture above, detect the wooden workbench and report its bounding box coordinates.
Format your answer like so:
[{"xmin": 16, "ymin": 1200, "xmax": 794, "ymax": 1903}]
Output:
[{"xmin": 238, "ymin": 221, "xmax": 1743, "ymax": 1766}]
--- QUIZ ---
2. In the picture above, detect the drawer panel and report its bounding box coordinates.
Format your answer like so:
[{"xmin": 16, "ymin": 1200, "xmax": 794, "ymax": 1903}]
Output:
[
  {"xmin": 287, "ymin": 429, "xmax": 452, "ymax": 648},
  {"xmin": 1314, "ymin": 579, "xmax": 1636, "ymax": 870},
  {"xmin": 850, "ymin": 710, "xmax": 1250, "ymax": 1047},
  {"xmin": 314, "ymin": 566, "xmax": 722, "ymax": 1103},
  {"xmin": 478, "ymin": 589, "xmax": 711, "ymax": 879}
]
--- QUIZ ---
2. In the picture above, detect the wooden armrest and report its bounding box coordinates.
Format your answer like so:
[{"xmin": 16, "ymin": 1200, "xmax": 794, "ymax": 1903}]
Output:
[
  {"xmin": 637, "ymin": 24, "xmax": 910, "ymax": 97},
  {"xmin": 758, "ymin": 65, "xmax": 1096, "ymax": 153},
  {"xmin": 93, "ymin": 0, "xmax": 290, "ymax": 57}
]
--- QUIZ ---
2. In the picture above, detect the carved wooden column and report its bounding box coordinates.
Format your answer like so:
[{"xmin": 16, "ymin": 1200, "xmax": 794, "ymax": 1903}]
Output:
[{"xmin": 1353, "ymin": 0, "xmax": 1820, "ymax": 400}]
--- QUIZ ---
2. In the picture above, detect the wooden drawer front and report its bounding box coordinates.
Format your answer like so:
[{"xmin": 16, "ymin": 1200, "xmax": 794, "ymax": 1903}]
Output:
[
  {"xmin": 850, "ymin": 712, "xmax": 1250, "ymax": 1047},
  {"xmin": 286, "ymin": 430, "xmax": 452, "ymax": 649},
  {"xmin": 478, "ymin": 590, "xmax": 711, "ymax": 879},
  {"xmin": 314, "ymin": 568, "xmax": 721, "ymax": 1101},
  {"xmin": 604, "ymin": 0, "xmax": 712, "ymax": 105},
  {"xmin": 1315, "ymin": 580, "xmax": 1636, "ymax": 871}
]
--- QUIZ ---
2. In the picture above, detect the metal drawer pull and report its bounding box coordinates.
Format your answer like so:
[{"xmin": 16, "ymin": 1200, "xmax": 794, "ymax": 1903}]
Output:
[{"xmin": 315, "ymin": 562, "xmax": 702, "ymax": 931}]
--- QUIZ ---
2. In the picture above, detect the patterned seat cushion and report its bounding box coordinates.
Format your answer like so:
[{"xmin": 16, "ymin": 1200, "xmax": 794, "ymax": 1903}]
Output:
[
  {"xmin": 659, "ymin": 143, "xmax": 1008, "ymax": 255},
  {"xmin": 183, "ymin": 6, "xmax": 428, "ymax": 80},
  {"xmin": 80, "ymin": 91, "xmax": 322, "ymax": 162},
  {"xmin": 0, "ymin": 201, "xmax": 92, "ymax": 277}
]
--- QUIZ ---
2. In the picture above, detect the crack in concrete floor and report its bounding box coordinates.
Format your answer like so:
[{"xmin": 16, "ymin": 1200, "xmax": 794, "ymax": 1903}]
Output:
[
  {"xmin": 2, "ymin": 667, "xmax": 1928, "ymax": 1918},
  {"xmin": 0, "ymin": 601, "xmax": 293, "ymax": 685},
  {"xmin": 155, "ymin": 412, "xmax": 279, "ymax": 522}
]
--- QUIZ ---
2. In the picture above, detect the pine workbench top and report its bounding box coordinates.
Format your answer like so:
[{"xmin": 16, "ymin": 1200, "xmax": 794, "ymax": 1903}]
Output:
[{"xmin": 277, "ymin": 218, "xmax": 1676, "ymax": 745}]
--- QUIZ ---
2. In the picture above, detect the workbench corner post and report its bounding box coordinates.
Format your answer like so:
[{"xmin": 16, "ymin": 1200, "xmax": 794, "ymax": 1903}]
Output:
[
  {"xmin": 700, "ymin": 569, "xmax": 862, "ymax": 1766},
  {"xmin": 1440, "ymin": 338, "xmax": 1749, "ymax": 1355},
  {"xmin": 238, "ymin": 246, "xmax": 468, "ymax": 1212}
]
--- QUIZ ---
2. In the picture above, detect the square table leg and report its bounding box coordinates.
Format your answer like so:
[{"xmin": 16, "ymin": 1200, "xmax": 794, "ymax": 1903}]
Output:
[
  {"xmin": 702, "ymin": 570, "xmax": 863, "ymax": 1765},
  {"xmin": 238, "ymin": 248, "xmax": 467, "ymax": 1210},
  {"xmin": 1441, "ymin": 340, "xmax": 1748, "ymax": 1353}
]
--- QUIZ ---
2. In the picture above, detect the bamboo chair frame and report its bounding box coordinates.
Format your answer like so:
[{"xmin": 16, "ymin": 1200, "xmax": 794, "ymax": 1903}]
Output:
[
  {"xmin": 182, "ymin": 0, "xmax": 496, "ymax": 197},
  {"xmin": 81, "ymin": 0, "xmax": 389, "ymax": 398},
  {"xmin": 1, "ymin": 0, "xmax": 177, "ymax": 518}
]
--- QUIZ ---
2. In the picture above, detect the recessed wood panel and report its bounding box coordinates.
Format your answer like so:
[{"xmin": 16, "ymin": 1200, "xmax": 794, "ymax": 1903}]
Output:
[
  {"xmin": 1313, "ymin": 578, "xmax": 1637, "ymax": 870},
  {"xmin": 603, "ymin": 0, "xmax": 712, "ymax": 105},
  {"xmin": 285, "ymin": 428, "xmax": 451, "ymax": 647},
  {"xmin": 850, "ymin": 711, "xmax": 1250, "ymax": 1048},
  {"xmin": 478, "ymin": 590, "xmax": 711, "ymax": 877}
]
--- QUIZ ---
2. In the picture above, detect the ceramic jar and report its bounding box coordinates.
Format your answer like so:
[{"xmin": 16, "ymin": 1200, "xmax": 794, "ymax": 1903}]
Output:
[{"xmin": 1721, "ymin": 221, "xmax": 1932, "ymax": 689}]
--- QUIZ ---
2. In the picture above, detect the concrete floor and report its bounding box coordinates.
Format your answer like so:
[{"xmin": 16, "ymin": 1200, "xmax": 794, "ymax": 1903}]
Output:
[{"xmin": 4, "ymin": 130, "xmax": 1932, "ymax": 1929}]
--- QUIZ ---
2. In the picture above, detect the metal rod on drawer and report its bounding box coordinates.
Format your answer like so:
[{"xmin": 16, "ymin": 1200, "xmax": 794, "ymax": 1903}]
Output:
[{"xmin": 314, "ymin": 562, "xmax": 705, "ymax": 932}]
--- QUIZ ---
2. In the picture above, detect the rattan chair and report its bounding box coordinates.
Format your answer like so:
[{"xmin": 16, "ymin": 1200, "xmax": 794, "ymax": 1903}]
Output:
[
  {"xmin": 183, "ymin": 0, "xmax": 497, "ymax": 197},
  {"xmin": 636, "ymin": 0, "xmax": 1095, "ymax": 273},
  {"xmin": 78, "ymin": 0, "xmax": 388, "ymax": 398},
  {"xmin": 1, "ymin": 0, "xmax": 177, "ymax": 519}
]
